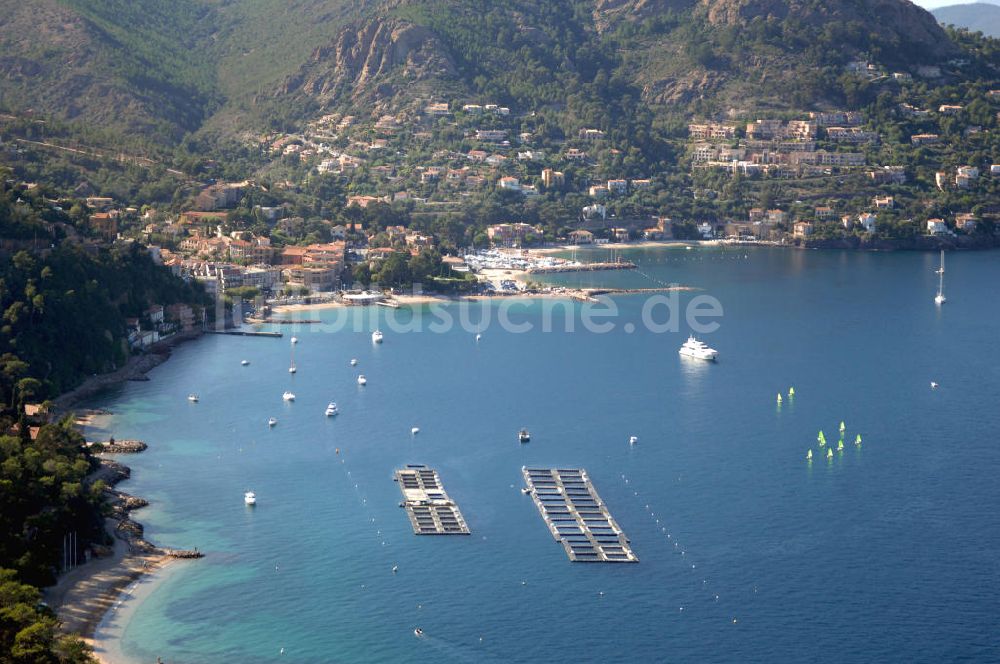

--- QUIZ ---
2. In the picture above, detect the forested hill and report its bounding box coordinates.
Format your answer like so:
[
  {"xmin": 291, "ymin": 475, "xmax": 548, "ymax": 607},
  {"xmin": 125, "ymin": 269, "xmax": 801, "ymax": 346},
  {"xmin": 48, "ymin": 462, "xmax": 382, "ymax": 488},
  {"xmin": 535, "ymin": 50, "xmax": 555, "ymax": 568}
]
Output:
[
  {"xmin": 0, "ymin": 0, "xmax": 994, "ymax": 148},
  {"xmin": 0, "ymin": 175, "xmax": 210, "ymax": 408}
]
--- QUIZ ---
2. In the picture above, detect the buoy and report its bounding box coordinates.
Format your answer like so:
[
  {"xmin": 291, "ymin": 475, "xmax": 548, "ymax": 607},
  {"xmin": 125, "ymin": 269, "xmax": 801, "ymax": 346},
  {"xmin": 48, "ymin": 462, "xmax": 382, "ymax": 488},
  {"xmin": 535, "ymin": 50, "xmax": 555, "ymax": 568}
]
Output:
[{"xmin": 806, "ymin": 449, "xmax": 813, "ymax": 460}]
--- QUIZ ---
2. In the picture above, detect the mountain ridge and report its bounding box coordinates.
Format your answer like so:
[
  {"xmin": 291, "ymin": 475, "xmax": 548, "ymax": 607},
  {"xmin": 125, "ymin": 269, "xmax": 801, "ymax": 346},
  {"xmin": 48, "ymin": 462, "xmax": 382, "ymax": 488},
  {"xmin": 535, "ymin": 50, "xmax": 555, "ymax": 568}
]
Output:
[{"xmin": 0, "ymin": 0, "xmax": 982, "ymax": 146}]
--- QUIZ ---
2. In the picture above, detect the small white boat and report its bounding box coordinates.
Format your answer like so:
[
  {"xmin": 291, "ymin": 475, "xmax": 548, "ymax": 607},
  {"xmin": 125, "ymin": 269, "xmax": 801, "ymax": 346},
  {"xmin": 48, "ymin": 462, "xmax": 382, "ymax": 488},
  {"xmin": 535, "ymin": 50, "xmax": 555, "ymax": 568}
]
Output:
[
  {"xmin": 325, "ymin": 402, "xmax": 339, "ymax": 417},
  {"xmin": 241, "ymin": 360, "xmax": 250, "ymax": 366},
  {"xmin": 411, "ymin": 427, "xmax": 420, "ymax": 435},
  {"xmin": 282, "ymin": 391, "xmax": 296, "ymax": 401},
  {"xmin": 679, "ymin": 335, "xmax": 718, "ymax": 361},
  {"xmin": 357, "ymin": 375, "xmax": 367, "ymax": 386},
  {"xmin": 519, "ymin": 429, "xmax": 531, "ymax": 443},
  {"xmin": 931, "ymin": 381, "xmax": 939, "ymax": 389},
  {"xmin": 350, "ymin": 358, "xmax": 358, "ymax": 366},
  {"xmin": 476, "ymin": 334, "xmax": 482, "ymax": 342},
  {"xmin": 372, "ymin": 329, "xmax": 383, "ymax": 343},
  {"xmin": 413, "ymin": 628, "xmax": 423, "ymax": 638},
  {"xmin": 629, "ymin": 436, "xmax": 639, "ymax": 445},
  {"xmin": 187, "ymin": 394, "xmax": 199, "ymax": 403},
  {"xmin": 291, "ymin": 336, "xmax": 298, "ymax": 344},
  {"xmin": 521, "ymin": 487, "xmax": 532, "ymax": 495},
  {"xmin": 244, "ymin": 491, "xmax": 256, "ymax": 506},
  {"xmin": 268, "ymin": 417, "xmax": 278, "ymax": 427},
  {"xmin": 288, "ymin": 365, "xmax": 297, "ymax": 374}
]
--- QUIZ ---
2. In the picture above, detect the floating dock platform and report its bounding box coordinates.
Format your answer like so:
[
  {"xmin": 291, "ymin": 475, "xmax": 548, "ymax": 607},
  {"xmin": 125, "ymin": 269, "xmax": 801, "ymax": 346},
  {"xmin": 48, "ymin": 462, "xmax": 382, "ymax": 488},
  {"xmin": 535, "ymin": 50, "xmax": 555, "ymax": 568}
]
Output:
[
  {"xmin": 522, "ymin": 467, "xmax": 637, "ymax": 563},
  {"xmin": 395, "ymin": 465, "xmax": 470, "ymax": 535}
]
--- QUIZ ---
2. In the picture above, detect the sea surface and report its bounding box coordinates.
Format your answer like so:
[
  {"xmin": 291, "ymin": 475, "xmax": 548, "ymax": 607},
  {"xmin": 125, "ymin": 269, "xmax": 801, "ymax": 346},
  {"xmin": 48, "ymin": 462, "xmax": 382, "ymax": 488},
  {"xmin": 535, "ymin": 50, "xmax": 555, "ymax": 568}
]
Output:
[{"xmin": 87, "ymin": 246, "xmax": 1000, "ymax": 663}]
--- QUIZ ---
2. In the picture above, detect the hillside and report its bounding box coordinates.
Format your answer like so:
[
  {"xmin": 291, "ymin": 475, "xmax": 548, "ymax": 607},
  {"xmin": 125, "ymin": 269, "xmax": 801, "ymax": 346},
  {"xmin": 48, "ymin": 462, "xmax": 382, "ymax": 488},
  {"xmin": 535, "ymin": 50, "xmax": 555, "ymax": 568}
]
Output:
[
  {"xmin": 0, "ymin": 0, "xmax": 986, "ymax": 145},
  {"xmin": 934, "ymin": 3, "xmax": 1000, "ymax": 37}
]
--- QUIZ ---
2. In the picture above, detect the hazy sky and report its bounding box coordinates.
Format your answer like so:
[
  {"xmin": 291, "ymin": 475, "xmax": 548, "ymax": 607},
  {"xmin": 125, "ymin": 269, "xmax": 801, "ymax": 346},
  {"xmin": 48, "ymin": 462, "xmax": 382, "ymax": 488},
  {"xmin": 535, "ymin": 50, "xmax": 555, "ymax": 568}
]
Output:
[{"xmin": 914, "ymin": 0, "xmax": 999, "ymax": 7}]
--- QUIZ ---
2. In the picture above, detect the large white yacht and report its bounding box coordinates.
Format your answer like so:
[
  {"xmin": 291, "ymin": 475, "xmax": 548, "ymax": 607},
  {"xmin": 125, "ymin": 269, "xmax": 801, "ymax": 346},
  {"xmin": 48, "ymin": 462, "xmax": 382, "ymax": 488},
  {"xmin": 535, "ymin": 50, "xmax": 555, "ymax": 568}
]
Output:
[
  {"xmin": 282, "ymin": 391, "xmax": 296, "ymax": 401},
  {"xmin": 678, "ymin": 336, "xmax": 718, "ymax": 361},
  {"xmin": 325, "ymin": 402, "xmax": 339, "ymax": 417},
  {"xmin": 244, "ymin": 491, "xmax": 256, "ymax": 506}
]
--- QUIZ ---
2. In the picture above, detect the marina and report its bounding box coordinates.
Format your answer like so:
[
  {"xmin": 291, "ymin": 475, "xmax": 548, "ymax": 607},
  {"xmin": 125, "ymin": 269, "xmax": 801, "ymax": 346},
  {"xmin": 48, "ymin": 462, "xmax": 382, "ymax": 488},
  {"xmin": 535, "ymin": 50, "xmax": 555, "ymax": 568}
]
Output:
[
  {"xmin": 394, "ymin": 465, "xmax": 470, "ymax": 535},
  {"xmin": 522, "ymin": 467, "xmax": 638, "ymax": 563}
]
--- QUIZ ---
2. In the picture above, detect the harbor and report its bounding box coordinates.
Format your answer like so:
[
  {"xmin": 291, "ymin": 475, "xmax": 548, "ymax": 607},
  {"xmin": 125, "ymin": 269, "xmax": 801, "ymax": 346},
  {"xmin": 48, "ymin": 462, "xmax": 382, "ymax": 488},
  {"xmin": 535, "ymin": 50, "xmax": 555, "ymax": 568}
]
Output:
[
  {"xmin": 522, "ymin": 467, "xmax": 638, "ymax": 563},
  {"xmin": 394, "ymin": 465, "xmax": 471, "ymax": 535}
]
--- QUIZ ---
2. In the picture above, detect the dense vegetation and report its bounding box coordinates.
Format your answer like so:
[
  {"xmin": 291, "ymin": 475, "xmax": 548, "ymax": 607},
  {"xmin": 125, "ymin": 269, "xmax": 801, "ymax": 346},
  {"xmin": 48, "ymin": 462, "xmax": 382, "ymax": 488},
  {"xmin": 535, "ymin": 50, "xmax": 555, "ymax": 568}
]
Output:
[
  {"xmin": 0, "ymin": 569, "xmax": 94, "ymax": 663},
  {"xmin": 0, "ymin": 176, "xmax": 211, "ymax": 402}
]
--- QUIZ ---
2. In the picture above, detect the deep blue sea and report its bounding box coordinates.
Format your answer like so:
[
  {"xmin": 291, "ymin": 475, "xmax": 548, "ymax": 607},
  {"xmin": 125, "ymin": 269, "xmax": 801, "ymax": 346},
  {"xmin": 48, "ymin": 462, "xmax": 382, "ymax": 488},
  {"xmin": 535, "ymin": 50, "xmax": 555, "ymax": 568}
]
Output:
[{"xmin": 88, "ymin": 246, "xmax": 1000, "ymax": 663}]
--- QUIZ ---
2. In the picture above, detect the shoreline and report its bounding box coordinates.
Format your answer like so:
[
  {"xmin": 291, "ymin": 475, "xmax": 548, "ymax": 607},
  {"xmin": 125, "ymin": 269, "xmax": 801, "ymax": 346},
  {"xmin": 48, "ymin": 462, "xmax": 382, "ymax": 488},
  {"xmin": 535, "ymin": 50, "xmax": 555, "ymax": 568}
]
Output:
[
  {"xmin": 45, "ymin": 331, "xmax": 207, "ymax": 661},
  {"xmin": 52, "ymin": 329, "xmax": 204, "ymax": 418},
  {"xmin": 269, "ymin": 286, "xmax": 698, "ymax": 315}
]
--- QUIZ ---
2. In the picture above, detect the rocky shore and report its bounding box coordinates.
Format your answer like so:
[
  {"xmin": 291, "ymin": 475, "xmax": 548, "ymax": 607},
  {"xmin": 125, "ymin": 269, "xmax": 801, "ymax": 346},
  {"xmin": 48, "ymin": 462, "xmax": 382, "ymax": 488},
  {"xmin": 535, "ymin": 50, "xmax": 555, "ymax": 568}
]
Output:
[{"xmin": 52, "ymin": 329, "xmax": 203, "ymax": 416}]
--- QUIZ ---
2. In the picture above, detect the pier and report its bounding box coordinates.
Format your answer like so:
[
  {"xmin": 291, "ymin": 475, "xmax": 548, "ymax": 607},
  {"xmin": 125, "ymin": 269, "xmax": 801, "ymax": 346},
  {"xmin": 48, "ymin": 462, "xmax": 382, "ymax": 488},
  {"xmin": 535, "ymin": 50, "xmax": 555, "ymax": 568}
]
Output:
[
  {"xmin": 522, "ymin": 467, "xmax": 637, "ymax": 563},
  {"xmin": 526, "ymin": 261, "xmax": 636, "ymax": 274},
  {"xmin": 394, "ymin": 465, "xmax": 470, "ymax": 535},
  {"xmin": 205, "ymin": 330, "xmax": 283, "ymax": 337}
]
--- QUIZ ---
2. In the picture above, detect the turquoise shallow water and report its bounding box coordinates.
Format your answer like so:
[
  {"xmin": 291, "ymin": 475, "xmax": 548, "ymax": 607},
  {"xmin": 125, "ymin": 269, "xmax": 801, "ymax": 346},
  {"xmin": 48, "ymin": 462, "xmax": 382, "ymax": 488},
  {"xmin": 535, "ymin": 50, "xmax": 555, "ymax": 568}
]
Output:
[{"xmin": 89, "ymin": 247, "xmax": 1000, "ymax": 663}]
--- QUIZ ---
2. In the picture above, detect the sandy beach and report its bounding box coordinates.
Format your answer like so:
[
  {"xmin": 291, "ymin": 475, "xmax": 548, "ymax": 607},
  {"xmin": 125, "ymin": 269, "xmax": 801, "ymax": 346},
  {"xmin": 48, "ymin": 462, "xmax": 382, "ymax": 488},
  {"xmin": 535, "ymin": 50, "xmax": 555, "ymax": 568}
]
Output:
[{"xmin": 43, "ymin": 527, "xmax": 174, "ymax": 664}]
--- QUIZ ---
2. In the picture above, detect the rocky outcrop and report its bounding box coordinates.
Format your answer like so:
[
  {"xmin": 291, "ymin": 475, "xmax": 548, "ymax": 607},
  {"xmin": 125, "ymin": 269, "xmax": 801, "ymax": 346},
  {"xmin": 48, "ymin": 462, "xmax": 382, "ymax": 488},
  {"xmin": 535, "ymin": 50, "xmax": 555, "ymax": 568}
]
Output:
[
  {"xmin": 277, "ymin": 15, "xmax": 456, "ymax": 106},
  {"xmin": 698, "ymin": 0, "xmax": 958, "ymax": 58}
]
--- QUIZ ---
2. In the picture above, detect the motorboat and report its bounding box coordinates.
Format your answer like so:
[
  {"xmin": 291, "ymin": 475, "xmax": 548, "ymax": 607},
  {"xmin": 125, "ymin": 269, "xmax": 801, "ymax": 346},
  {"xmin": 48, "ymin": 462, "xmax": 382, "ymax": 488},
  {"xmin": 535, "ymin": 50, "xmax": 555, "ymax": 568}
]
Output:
[
  {"xmin": 629, "ymin": 436, "xmax": 639, "ymax": 445},
  {"xmin": 325, "ymin": 402, "xmax": 339, "ymax": 417},
  {"xmin": 268, "ymin": 417, "xmax": 278, "ymax": 427},
  {"xmin": 372, "ymin": 329, "xmax": 383, "ymax": 343},
  {"xmin": 350, "ymin": 358, "xmax": 358, "ymax": 366},
  {"xmin": 241, "ymin": 360, "xmax": 250, "ymax": 366},
  {"xmin": 357, "ymin": 375, "xmax": 367, "ymax": 386},
  {"xmin": 678, "ymin": 336, "xmax": 718, "ymax": 361},
  {"xmin": 187, "ymin": 394, "xmax": 199, "ymax": 402},
  {"xmin": 282, "ymin": 391, "xmax": 295, "ymax": 401},
  {"xmin": 411, "ymin": 427, "xmax": 420, "ymax": 435},
  {"xmin": 518, "ymin": 429, "xmax": 531, "ymax": 443},
  {"xmin": 288, "ymin": 365, "xmax": 297, "ymax": 374},
  {"xmin": 244, "ymin": 491, "xmax": 256, "ymax": 505},
  {"xmin": 413, "ymin": 628, "xmax": 423, "ymax": 638},
  {"xmin": 291, "ymin": 336, "xmax": 298, "ymax": 344}
]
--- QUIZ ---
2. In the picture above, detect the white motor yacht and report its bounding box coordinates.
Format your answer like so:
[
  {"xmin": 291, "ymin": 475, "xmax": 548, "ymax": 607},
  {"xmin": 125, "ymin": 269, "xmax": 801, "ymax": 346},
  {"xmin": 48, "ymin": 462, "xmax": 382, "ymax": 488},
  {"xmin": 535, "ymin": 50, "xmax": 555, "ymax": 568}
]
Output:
[
  {"xmin": 187, "ymin": 394, "xmax": 199, "ymax": 402},
  {"xmin": 244, "ymin": 491, "xmax": 256, "ymax": 505},
  {"xmin": 678, "ymin": 336, "xmax": 718, "ymax": 361},
  {"xmin": 325, "ymin": 402, "xmax": 339, "ymax": 417},
  {"xmin": 282, "ymin": 391, "xmax": 296, "ymax": 401},
  {"xmin": 241, "ymin": 360, "xmax": 250, "ymax": 366},
  {"xmin": 372, "ymin": 329, "xmax": 384, "ymax": 343},
  {"xmin": 268, "ymin": 417, "xmax": 278, "ymax": 427},
  {"xmin": 357, "ymin": 375, "xmax": 367, "ymax": 386}
]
